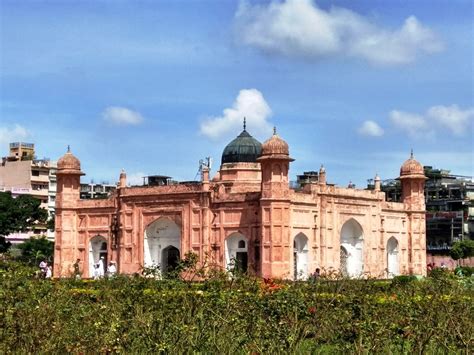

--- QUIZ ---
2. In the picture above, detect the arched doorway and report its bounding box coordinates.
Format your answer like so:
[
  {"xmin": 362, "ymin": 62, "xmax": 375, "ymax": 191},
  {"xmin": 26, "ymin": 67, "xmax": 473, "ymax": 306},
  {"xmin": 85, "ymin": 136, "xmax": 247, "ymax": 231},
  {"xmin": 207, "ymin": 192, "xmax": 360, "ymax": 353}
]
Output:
[
  {"xmin": 340, "ymin": 219, "xmax": 364, "ymax": 278},
  {"xmin": 387, "ymin": 237, "xmax": 399, "ymax": 278},
  {"xmin": 144, "ymin": 218, "xmax": 181, "ymax": 273},
  {"xmin": 225, "ymin": 233, "xmax": 248, "ymax": 273},
  {"xmin": 162, "ymin": 245, "xmax": 180, "ymax": 273},
  {"xmin": 293, "ymin": 233, "xmax": 309, "ymax": 280},
  {"xmin": 89, "ymin": 235, "xmax": 108, "ymax": 278}
]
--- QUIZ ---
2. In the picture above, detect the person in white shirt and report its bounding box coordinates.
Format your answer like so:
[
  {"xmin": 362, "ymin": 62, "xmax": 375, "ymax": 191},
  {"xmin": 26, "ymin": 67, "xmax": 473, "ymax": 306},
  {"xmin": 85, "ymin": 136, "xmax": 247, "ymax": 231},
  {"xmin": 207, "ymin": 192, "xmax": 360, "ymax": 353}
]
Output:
[
  {"xmin": 93, "ymin": 264, "xmax": 100, "ymax": 280},
  {"xmin": 39, "ymin": 260, "xmax": 47, "ymax": 277},
  {"xmin": 98, "ymin": 257, "xmax": 105, "ymax": 278},
  {"xmin": 45, "ymin": 265, "xmax": 52, "ymax": 279},
  {"xmin": 107, "ymin": 261, "xmax": 117, "ymax": 277}
]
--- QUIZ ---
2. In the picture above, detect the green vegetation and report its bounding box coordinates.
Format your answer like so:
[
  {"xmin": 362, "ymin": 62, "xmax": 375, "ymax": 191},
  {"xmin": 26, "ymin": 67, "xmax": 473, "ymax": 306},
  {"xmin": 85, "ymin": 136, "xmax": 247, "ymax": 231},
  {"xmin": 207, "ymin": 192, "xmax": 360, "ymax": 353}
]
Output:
[
  {"xmin": 1, "ymin": 260, "xmax": 473, "ymax": 353},
  {"xmin": 0, "ymin": 191, "xmax": 48, "ymax": 253},
  {"xmin": 450, "ymin": 239, "xmax": 474, "ymax": 261},
  {"xmin": 17, "ymin": 236, "xmax": 54, "ymax": 265}
]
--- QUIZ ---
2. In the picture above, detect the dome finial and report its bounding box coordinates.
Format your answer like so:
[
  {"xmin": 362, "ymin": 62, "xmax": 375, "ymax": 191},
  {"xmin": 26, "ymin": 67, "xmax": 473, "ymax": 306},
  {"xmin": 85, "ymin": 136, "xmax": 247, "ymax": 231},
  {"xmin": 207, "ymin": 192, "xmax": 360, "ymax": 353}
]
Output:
[
  {"xmin": 67, "ymin": 145, "xmax": 71, "ymax": 153},
  {"xmin": 410, "ymin": 148, "xmax": 413, "ymax": 159},
  {"xmin": 273, "ymin": 126, "xmax": 277, "ymax": 135},
  {"xmin": 243, "ymin": 117, "xmax": 246, "ymax": 131}
]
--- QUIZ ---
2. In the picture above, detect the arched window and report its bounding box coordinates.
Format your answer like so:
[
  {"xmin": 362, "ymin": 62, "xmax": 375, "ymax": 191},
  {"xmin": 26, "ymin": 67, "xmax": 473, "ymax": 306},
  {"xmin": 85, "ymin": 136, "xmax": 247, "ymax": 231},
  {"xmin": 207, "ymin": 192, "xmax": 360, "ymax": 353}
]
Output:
[{"xmin": 238, "ymin": 240, "xmax": 246, "ymax": 248}]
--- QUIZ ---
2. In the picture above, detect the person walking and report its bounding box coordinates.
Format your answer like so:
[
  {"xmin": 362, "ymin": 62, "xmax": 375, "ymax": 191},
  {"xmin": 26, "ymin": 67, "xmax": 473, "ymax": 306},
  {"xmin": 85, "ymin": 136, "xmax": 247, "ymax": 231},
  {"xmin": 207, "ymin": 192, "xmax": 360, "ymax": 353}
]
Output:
[{"xmin": 73, "ymin": 258, "xmax": 81, "ymax": 279}]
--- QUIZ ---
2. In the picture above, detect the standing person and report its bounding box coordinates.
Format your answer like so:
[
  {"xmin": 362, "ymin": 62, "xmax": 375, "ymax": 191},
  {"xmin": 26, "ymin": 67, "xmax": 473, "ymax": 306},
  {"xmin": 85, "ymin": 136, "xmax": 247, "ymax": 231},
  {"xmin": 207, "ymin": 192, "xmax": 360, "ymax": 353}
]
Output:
[
  {"xmin": 93, "ymin": 264, "xmax": 100, "ymax": 280},
  {"xmin": 107, "ymin": 261, "xmax": 117, "ymax": 278},
  {"xmin": 98, "ymin": 256, "xmax": 105, "ymax": 278},
  {"xmin": 73, "ymin": 258, "xmax": 81, "ymax": 279},
  {"xmin": 313, "ymin": 268, "xmax": 321, "ymax": 279},
  {"xmin": 39, "ymin": 260, "xmax": 47, "ymax": 278},
  {"xmin": 45, "ymin": 265, "xmax": 52, "ymax": 279}
]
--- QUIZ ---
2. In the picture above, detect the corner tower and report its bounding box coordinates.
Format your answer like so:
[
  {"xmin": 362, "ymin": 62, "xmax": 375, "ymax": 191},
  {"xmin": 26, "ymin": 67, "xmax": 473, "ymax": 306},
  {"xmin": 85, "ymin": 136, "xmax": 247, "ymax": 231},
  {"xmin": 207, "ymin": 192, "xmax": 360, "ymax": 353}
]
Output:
[
  {"xmin": 54, "ymin": 147, "xmax": 85, "ymax": 277},
  {"xmin": 399, "ymin": 151, "xmax": 427, "ymax": 275},
  {"xmin": 56, "ymin": 146, "xmax": 84, "ymax": 207},
  {"xmin": 257, "ymin": 128, "xmax": 294, "ymax": 278}
]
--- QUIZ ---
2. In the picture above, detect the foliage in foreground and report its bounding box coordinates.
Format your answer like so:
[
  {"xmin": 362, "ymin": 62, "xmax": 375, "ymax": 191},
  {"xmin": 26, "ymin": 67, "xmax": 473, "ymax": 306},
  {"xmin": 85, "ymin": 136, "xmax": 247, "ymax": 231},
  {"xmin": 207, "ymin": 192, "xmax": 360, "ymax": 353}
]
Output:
[{"xmin": 0, "ymin": 261, "xmax": 473, "ymax": 354}]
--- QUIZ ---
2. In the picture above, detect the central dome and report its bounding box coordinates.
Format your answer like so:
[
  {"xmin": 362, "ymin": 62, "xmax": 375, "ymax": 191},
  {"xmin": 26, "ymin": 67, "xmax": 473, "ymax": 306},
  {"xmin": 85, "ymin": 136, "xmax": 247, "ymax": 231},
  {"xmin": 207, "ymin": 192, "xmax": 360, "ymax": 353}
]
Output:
[{"xmin": 221, "ymin": 128, "xmax": 262, "ymax": 164}]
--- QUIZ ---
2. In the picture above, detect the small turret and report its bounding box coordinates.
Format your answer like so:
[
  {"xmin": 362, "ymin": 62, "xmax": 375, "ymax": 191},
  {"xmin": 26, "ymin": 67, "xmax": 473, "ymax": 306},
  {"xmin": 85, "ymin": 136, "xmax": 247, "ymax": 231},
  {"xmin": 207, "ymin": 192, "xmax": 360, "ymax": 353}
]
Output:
[
  {"xmin": 56, "ymin": 146, "xmax": 84, "ymax": 207},
  {"xmin": 119, "ymin": 169, "xmax": 127, "ymax": 188},
  {"xmin": 318, "ymin": 165, "xmax": 326, "ymax": 185},
  {"xmin": 399, "ymin": 150, "xmax": 427, "ymax": 209},
  {"xmin": 374, "ymin": 174, "xmax": 381, "ymax": 191},
  {"xmin": 258, "ymin": 127, "xmax": 294, "ymax": 196}
]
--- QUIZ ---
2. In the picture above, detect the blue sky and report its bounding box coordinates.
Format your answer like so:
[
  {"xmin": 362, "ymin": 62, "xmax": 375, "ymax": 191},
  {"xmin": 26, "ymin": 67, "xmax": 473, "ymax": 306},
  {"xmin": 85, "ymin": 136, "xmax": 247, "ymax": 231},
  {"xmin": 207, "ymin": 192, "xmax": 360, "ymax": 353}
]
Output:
[{"xmin": 1, "ymin": 0, "xmax": 472, "ymax": 187}]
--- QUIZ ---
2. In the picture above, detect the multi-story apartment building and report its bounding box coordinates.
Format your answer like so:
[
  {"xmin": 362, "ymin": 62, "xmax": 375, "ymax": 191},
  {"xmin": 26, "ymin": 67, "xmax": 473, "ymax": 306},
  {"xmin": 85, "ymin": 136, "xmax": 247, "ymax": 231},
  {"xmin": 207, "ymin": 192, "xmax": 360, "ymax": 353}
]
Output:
[
  {"xmin": 80, "ymin": 182, "xmax": 116, "ymax": 199},
  {"xmin": 0, "ymin": 142, "xmax": 57, "ymax": 243}
]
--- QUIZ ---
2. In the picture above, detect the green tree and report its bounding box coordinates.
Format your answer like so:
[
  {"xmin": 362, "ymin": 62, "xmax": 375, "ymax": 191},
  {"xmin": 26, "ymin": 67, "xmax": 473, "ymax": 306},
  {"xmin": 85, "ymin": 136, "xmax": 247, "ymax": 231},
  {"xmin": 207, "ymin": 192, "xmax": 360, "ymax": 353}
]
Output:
[
  {"xmin": 450, "ymin": 239, "xmax": 474, "ymax": 260},
  {"xmin": 0, "ymin": 191, "xmax": 48, "ymax": 253},
  {"xmin": 18, "ymin": 236, "xmax": 54, "ymax": 265}
]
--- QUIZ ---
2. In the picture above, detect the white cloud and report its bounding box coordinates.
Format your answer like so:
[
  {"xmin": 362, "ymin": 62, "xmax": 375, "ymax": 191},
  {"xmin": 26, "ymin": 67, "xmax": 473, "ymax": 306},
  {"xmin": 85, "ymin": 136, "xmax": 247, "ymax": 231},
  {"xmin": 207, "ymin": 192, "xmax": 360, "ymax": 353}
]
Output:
[
  {"xmin": 200, "ymin": 89, "xmax": 272, "ymax": 139},
  {"xmin": 235, "ymin": 0, "xmax": 443, "ymax": 65},
  {"xmin": 426, "ymin": 105, "xmax": 474, "ymax": 136},
  {"xmin": 389, "ymin": 110, "xmax": 433, "ymax": 138},
  {"xmin": 390, "ymin": 105, "xmax": 473, "ymax": 138},
  {"xmin": 358, "ymin": 120, "xmax": 384, "ymax": 137},
  {"xmin": 0, "ymin": 124, "xmax": 30, "ymax": 145},
  {"xmin": 102, "ymin": 106, "xmax": 144, "ymax": 125}
]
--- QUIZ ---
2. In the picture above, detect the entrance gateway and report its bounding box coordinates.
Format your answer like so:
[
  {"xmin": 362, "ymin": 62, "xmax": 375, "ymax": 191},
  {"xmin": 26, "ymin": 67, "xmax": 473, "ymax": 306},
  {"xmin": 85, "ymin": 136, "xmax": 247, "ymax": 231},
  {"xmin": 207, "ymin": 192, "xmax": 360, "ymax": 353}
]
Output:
[{"xmin": 144, "ymin": 218, "xmax": 181, "ymax": 274}]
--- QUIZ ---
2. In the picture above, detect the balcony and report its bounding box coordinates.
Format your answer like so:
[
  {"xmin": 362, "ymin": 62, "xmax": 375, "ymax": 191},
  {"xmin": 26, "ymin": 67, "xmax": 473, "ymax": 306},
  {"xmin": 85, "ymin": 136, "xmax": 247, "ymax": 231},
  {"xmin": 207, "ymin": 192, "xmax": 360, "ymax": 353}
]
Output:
[{"xmin": 31, "ymin": 174, "xmax": 50, "ymax": 183}]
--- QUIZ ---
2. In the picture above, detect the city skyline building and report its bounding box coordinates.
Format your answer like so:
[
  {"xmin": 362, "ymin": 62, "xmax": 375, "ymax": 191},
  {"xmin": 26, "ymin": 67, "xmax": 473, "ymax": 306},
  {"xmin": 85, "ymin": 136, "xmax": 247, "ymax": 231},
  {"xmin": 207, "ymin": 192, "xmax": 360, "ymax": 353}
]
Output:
[{"xmin": 0, "ymin": 142, "xmax": 56, "ymax": 242}]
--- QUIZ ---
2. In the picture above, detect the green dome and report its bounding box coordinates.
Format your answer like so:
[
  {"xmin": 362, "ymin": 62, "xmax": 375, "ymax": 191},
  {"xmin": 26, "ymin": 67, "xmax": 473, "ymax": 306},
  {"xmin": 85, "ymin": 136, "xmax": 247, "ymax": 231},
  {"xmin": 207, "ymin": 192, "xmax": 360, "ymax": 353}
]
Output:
[{"xmin": 221, "ymin": 129, "xmax": 262, "ymax": 164}]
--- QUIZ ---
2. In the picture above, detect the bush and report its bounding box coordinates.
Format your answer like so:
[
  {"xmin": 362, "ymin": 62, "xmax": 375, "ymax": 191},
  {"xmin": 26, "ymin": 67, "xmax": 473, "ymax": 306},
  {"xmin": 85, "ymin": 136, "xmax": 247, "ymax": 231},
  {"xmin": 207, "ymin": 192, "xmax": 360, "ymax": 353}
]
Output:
[
  {"xmin": 455, "ymin": 266, "xmax": 474, "ymax": 277},
  {"xmin": 0, "ymin": 261, "xmax": 472, "ymax": 353}
]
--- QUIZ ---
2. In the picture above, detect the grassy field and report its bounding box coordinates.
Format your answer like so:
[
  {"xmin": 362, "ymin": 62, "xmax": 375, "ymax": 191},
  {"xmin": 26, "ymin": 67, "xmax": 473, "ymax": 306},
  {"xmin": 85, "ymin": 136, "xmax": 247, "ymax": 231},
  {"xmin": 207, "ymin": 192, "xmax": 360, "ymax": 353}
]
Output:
[{"xmin": 1, "ymin": 261, "xmax": 473, "ymax": 353}]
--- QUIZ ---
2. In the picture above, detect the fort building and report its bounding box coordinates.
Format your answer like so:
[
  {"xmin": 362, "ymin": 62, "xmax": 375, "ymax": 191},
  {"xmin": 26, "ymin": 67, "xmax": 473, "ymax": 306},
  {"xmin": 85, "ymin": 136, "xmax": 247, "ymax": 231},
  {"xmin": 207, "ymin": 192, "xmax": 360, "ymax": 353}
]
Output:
[{"xmin": 54, "ymin": 125, "xmax": 427, "ymax": 279}]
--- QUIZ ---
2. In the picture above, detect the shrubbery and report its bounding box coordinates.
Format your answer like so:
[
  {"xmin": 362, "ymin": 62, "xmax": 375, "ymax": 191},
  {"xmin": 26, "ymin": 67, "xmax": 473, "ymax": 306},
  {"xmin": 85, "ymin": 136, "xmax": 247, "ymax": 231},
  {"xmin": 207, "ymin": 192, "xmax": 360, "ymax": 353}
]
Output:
[{"xmin": 1, "ymin": 260, "xmax": 473, "ymax": 353}]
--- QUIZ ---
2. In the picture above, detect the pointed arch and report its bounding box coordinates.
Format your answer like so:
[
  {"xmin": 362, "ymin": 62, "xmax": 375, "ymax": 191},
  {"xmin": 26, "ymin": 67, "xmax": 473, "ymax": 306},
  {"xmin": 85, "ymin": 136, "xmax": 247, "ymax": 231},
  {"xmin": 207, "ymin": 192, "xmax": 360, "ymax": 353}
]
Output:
[
  {"xmin": 293, "ymin": 233, "xmax": 309, "ymax": 280},
  {"xmin": 225, "ymin": 232, "xmax": 248, "ymax": 273},
  {"xmin": 89, "ymin": 235, "xmax": 108, "ymax": 278},
  {"xmin": 387, "ymin": 237, "xmax": 399, "ymax": 278},
  {"xmin": 144, "ymin": 217, "xmax": 181, "ymax": 272},
  {"xmin": 340, "ymin": 218, "xmax": 364, "ymax": 277}
]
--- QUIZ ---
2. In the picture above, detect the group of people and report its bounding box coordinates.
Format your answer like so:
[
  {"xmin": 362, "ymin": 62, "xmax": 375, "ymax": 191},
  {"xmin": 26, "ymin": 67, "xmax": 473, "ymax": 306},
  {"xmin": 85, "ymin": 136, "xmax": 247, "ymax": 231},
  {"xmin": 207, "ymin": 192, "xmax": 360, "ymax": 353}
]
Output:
[
  {"xmin": 92, "ymin": 257, "xmax": 117, "ymax": 280},
  {"xmin": 38, "ymin": 260, "xmax": 52, "ymax": 279},
  {"xmin": 71, "ymin": 257, "xmax": 118, "ymax": 279}
]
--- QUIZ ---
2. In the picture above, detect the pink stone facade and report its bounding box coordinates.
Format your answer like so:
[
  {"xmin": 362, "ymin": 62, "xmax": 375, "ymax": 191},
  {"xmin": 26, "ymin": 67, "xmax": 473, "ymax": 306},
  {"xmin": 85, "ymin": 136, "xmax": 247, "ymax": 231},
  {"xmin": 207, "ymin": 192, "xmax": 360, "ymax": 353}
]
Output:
[{"xmin": 54, "ymin": 131, "xmax": 427, "ymax": 279}]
